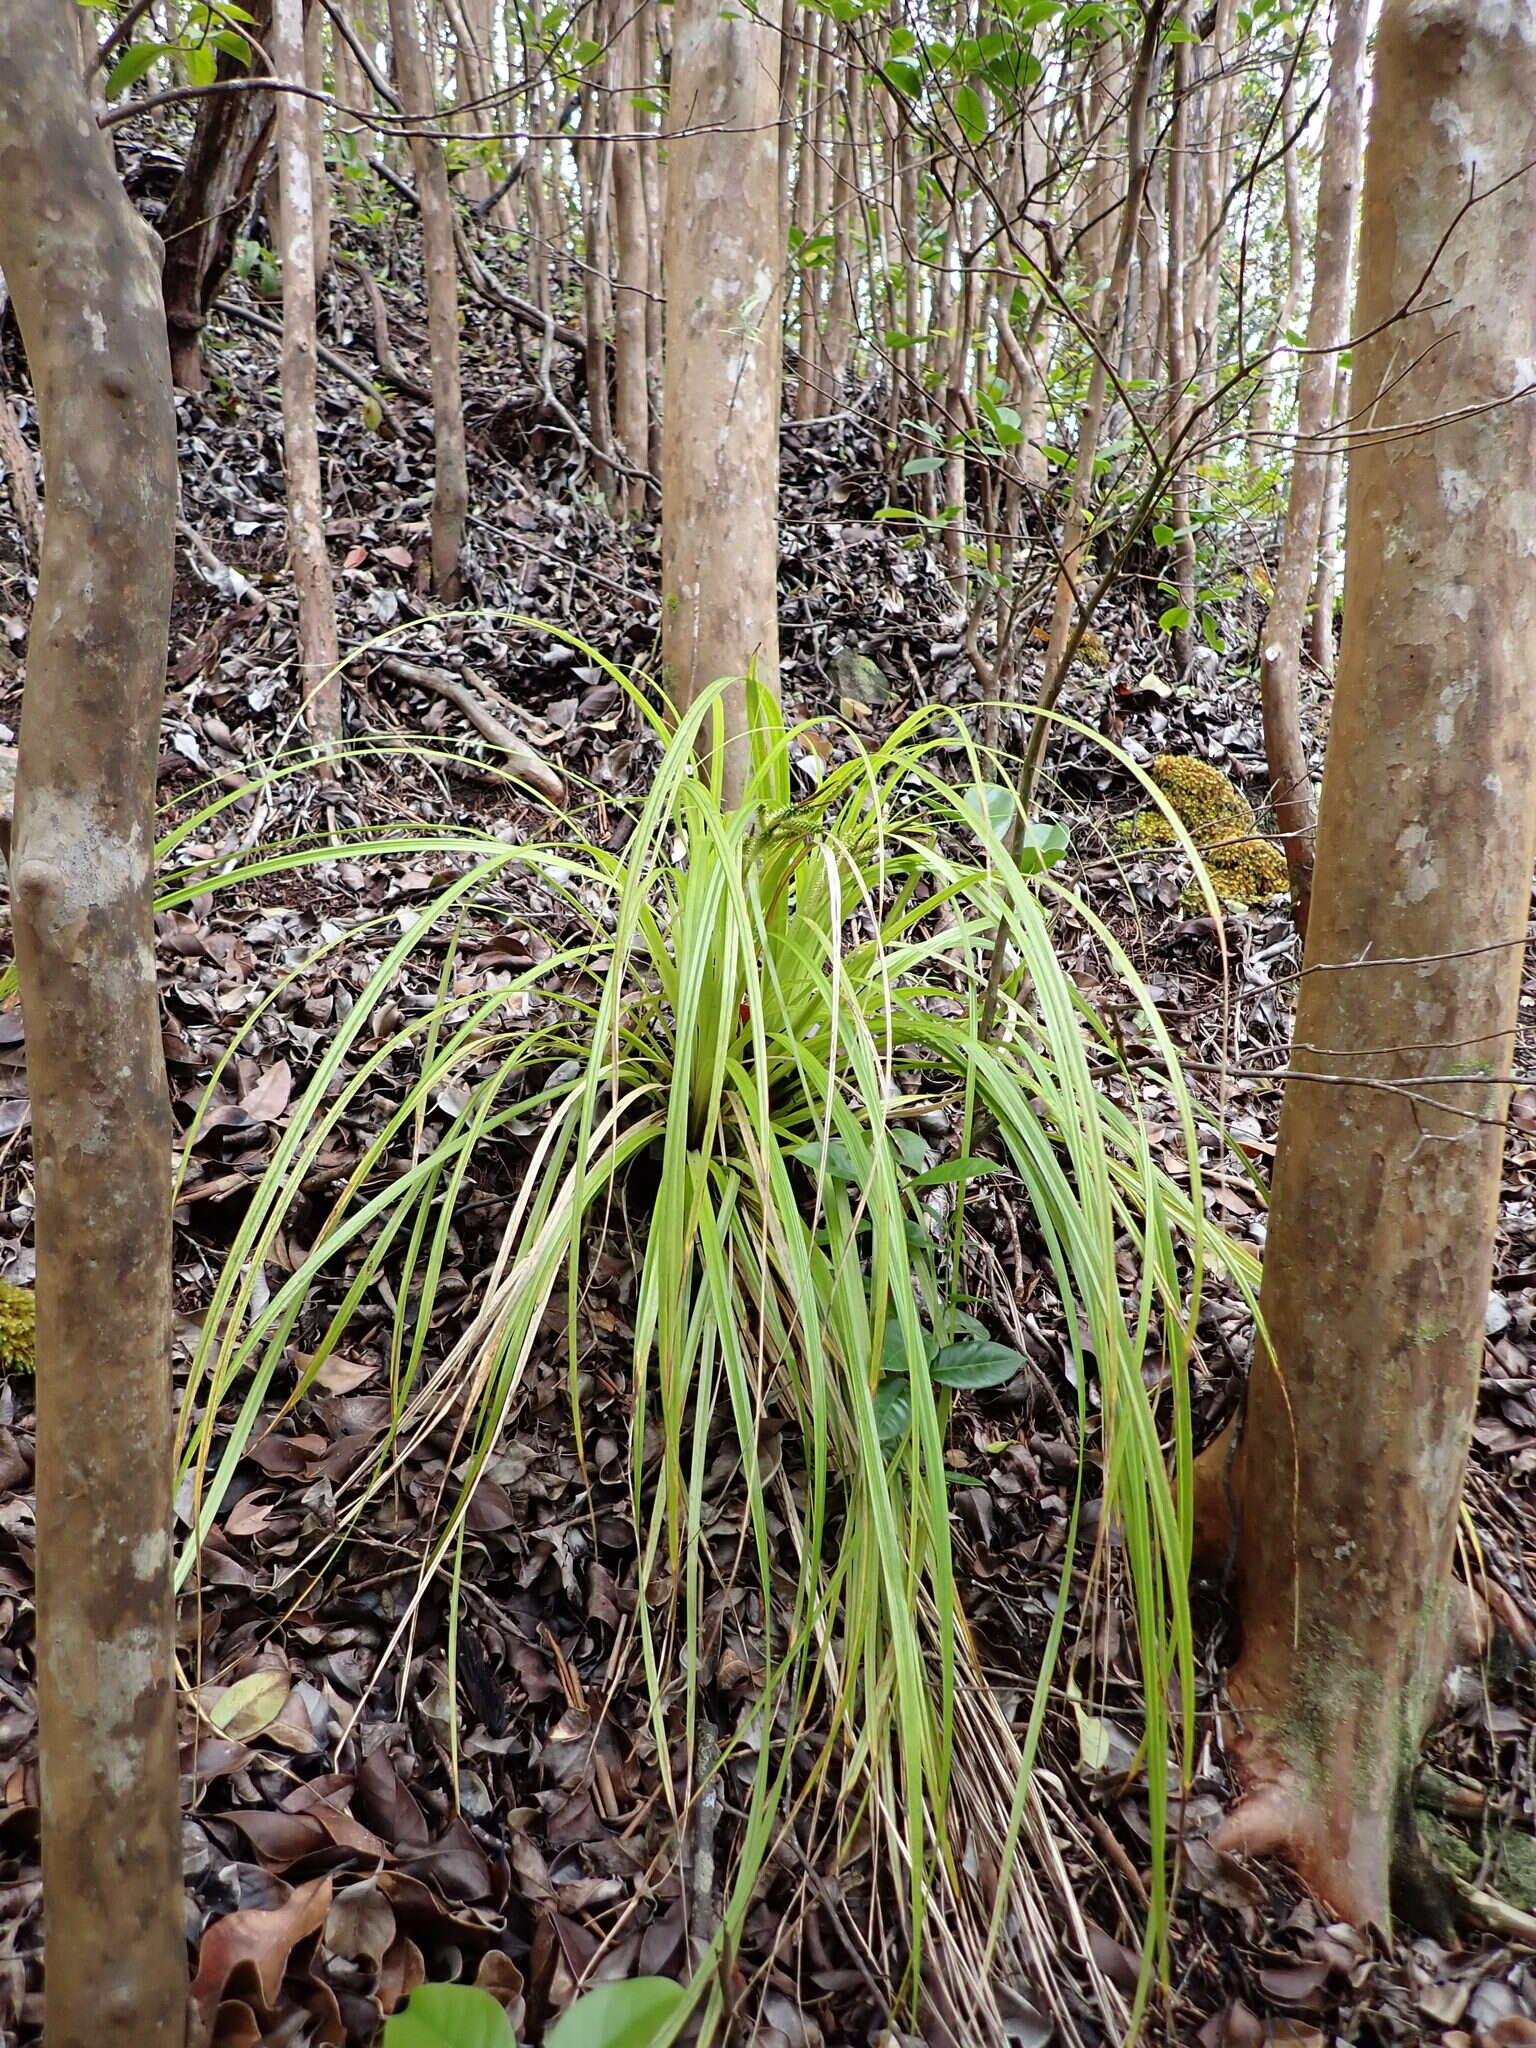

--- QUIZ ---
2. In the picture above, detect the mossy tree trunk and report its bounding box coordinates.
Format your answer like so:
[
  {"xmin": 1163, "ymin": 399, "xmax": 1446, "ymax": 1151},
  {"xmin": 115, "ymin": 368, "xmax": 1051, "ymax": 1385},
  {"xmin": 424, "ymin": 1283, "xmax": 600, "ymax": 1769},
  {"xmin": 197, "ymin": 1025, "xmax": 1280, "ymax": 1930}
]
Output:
[
  {"xmin": 1211, "ymin": 0, "xmax": 1536, "ymax": 1927},
  {"xmin": 0, "ymin": 5, "xmax": 185, "ymax": 2038}
]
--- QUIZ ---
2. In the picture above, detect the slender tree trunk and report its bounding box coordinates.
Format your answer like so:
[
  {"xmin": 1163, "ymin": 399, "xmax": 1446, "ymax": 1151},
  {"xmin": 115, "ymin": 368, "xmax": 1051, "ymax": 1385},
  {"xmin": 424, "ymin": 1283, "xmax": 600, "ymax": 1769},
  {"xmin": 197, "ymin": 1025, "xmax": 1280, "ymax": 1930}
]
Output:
[
  {"xmin": 450, "ymin": 0, "xmax": 493, "ymax": 203},
  {"xmin": 1248, "ymin": 76, "xmax": 1304, "ymax": 467},
  {"xmin": 822, "ymin": 39, "xmax": 855, "ymax": 396},
  {"xmin": 1213, "ymin": 0, "xmax": 1536, "ymax": 1928},
  {"xmin": 1257, "ymin": 0, "xmax": 1366, "ymax": 935},
  {"xmin": 1023, "ymin": 4, "xmax": 1163, "ymax": 800},
  {"xmin": 1308, "ymin": 362, "xmax": 1347, "ymax": 679},
  {"xmin": 158, "ymin": 0, "xmax": 278, "ymax": 391},
  {"xmin": 389, "ymin": 0, "xmax": 468, "ymax": 600},
  {"xmin": 577, "ymin": 82, "xmax": 617, "ymax": 503},
  {"xmin": 609, "ymin": 0, "xmax": 651, "ymax": 515},
  {"xmin": 1163, "ymin": 30, "xmax": 1196, "ymax": 675},
  {"xmin": 793, "ymin": 11, "xmax": 829, "ymax": 422},
  {"xmin": 305, "ymin": 2, "xmax": 332, "ymax": 277},
  {"xmin": 662, "ymin": 0, "xmax": 783, "ymax": 806},
  {"xmin": 275, "ymin": 0, "xmax": 343, "ymax": 746},
  {"xmin": 0, "ymin": 9, "xmax": 184, "ymax": 2041}
]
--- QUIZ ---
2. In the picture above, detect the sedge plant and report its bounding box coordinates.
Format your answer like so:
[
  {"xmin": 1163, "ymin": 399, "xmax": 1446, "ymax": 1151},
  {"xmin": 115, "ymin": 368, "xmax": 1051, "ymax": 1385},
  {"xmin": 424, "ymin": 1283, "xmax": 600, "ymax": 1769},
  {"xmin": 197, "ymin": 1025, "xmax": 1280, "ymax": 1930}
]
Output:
[{"xmin": 160, "ymin": 634, "xmax": 1259, "ymax": 2046}]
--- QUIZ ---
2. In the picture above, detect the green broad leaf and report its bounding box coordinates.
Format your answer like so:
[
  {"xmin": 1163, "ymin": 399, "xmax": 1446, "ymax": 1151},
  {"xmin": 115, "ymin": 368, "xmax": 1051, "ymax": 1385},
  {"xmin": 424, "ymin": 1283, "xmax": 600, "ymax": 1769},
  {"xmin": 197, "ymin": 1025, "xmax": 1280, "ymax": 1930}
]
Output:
[
  {"xmin": 1040, "ymin": 443, "xmax": 1071, "ymax": 467},
  {"xmin": 1151, "ymin": 522, "xmax": 1176, "ymax": 547},
  {"xmin": 183, "ymin": 40, "xmax": 218, "ymax": 86},
  {"xmin": 209, "ymin": 28, "xmax": 251, "ymax": 64},
  {"xmin": 572, "ymin": 37, "xmax": 602, "ymax": 63},
  {"xmin": 901, "ymin": 454, "xmax": 945, "ymax": 477},
  {"xmin": 874, "ymin": 1375, "xmax": 913, "ymax": 1452},
  {"xmin": 546, "ymin": 1978, "xmax": 688, "ymax": 2048},
  {"xmin": 1200, "ymin": 612, "xmax": 1225, "ymax": 655},
  {"xmin": 907, "ymin": 1156, "xmax": 997, "ymax": 1191},
  {"xmin": 889, "ymin": 1126, "xmax": 928, "ymax": 1172},
  {"xmin": 982, "ymin": 48, "xmax": 1042, "ymax": 93},
  {"xmin": 105, "ymin": 41, "xmax": 163, "ymax": 97},
  {"xmin": 953, "ymin": 82, "xmax": 987, "ymax": 145},
  {"xmin": 929, "ymin": 1339, "xmax": 1028, "ymax": 1390},
  {"xmin": 888, "ymin": 24, "xmax": 917, "ymax": 52},
  {"xmin": 947, "ymin": 1309, "xmax": 992, "ymax": 1343},
  {"xmin": 957, "ymin": 781, "xmax": 1015, "ymax": 836},
  {"xmin": 881, "ymin": 1320, "xmax": 924, "ymax": 1376},
  {"xmin": 1157, "ymin": 604, "xmax": 1191, "ymax": 633},
  {"xmin": 1015, "ymin": 819, "xmax": 1070, "ymax": 875},
  {"xmin": 880, "ymin": 58, "xmax": 923, "ymax": 94},
  {"xmin": 383, "ymin": 1984, "xmax": 516, "ymax": 2048},
  {"xmin": 787, "ymin": 1138, "xmax": 861, "ymax": 1183}
]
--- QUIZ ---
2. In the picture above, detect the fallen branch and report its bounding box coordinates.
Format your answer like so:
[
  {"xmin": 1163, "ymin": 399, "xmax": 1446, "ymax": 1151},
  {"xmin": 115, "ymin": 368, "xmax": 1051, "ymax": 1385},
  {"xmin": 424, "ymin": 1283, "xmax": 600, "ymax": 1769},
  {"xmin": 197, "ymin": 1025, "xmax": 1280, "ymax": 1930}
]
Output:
[
  {"xmin": 221, "ymin": 301, "xmax": 410, "ymax": 440},
  {"xmin": 336, "ymin": 252, "xmax": 431, "ymax": 401},
  {"xmin": 375, "ymin": 653, "xmax": 565, "ymax": 805}
]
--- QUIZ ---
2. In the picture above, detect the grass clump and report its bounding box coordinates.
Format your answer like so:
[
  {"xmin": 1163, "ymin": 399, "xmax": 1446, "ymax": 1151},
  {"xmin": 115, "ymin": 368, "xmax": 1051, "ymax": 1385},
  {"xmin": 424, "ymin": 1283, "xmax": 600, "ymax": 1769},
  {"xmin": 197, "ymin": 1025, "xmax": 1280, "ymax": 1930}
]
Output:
[
  {"xmin": 1119, "ymin": 752, "xmax": 1288, "ymax": 906},
  {"xmin": 162, "ymin": 632, "xmax": 1259, "ymax": 2044}
]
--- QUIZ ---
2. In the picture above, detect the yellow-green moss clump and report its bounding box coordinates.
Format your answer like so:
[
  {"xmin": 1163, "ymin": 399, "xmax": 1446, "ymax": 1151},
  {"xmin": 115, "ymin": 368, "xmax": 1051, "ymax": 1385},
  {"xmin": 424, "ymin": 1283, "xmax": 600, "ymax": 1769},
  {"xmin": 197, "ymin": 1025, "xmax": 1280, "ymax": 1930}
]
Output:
[
  {"xmin": 0, "ymin": 1283, "xmax": 35, "ymax": 1376},
  {"xmin": 1117, "ymin": 753, "xmax": 1289, "ymax": 907}
]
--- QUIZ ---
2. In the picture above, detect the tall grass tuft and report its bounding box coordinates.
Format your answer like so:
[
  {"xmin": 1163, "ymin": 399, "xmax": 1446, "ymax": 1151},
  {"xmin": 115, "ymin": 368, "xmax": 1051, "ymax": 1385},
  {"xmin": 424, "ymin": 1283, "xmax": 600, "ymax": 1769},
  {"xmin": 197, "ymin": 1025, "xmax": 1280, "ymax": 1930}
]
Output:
[{"xmin": 164, "ymin": 638, "xmax": 1259, "ymax": 2045}]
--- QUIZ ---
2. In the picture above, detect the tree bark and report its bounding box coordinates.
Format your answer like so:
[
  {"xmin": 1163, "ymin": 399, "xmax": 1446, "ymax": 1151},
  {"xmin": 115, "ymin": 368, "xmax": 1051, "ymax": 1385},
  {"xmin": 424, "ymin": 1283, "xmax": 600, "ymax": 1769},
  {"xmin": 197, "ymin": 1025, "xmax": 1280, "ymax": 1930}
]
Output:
[
  {"xmin": 1163, "ymin": 26, "xmax": 1197, "ymax": 676},
  {"xmin": 389, "ymin": 0, "xmax": 469, "ymax": 602},
  {"xmin": 1257, "ymin": 0, "xmax": 1366, "ymax": 935},
  {"xmin": 661, "ymin": 0, "xmax": 783, "ymax": 807},
  {"xmin": 304, "ymin": 2, "xmax": 332, "ymax": 277},
  {"xmin": 157, "ymin": 0, "xmax": 278, "ymax": 391},
  {"xmin": 1214, "ymin": 0, "xmax": 1536, "ymax": 1928},
  {"xmin": 609, "ymin": 0, "xmax": 651, "ymax": 516},
  {"xmin": 1308, "ymin": 362, "xmax": 1347, "ymax": 680},
  {"xmin": 0, "ymin": 7, "xmax": 185, "ymax": 2041},
  {"xmin": 275, "ymin": 0, "xmax": 343, "ymax": 747}
]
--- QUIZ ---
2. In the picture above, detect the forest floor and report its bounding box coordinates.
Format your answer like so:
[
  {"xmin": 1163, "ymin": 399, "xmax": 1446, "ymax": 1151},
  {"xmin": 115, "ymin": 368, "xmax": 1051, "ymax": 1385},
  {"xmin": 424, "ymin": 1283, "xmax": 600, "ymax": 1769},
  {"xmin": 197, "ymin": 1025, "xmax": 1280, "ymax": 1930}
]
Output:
[{"xmin": 1, "ymin": 194, "xmax": 1536, "ymax": 2048}]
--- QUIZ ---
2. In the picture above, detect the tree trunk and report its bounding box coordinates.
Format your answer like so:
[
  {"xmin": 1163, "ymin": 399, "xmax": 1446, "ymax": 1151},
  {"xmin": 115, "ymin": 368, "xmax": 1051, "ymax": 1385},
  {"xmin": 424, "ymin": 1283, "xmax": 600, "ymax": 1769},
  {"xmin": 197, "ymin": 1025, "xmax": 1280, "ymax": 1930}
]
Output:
[
  {"xmin": 792, "ymin": 11, "xmax": 828, "ymax": 423},
  {"xmin": 1022, "ymin": 4, "xmax": 1162, "ymax": 801},
  {"xmin": 1214, "ymin": 0, "xmax": 1536, "ymax": 1928},
  {"xmin": 609, "ymin": 0, "xmax": 651, "ymax": 516},
  {"xmin": 1248, "ymin": 74, "xmax": 1304, "ymax": 468},
  {"xmin": 158, "ymin": 0, "xmax": 278, "ymax": 391},
  {"xmin": 0, "ymin": 8, "xmax": 185, "ymax": 2041},
  {"xmin": 304, "ymin": 2, "xmax": 332, "ymax": 277},
  {"xmin": 1257, "ymin": 0, "xmax": 1366, "ymax": 935},
  {"xmin": 1162, "ymin": 27, "xmax": 1196, "ymax": 676},
  {"xmin": 661, "ymin": 0, "xmax": 783, "ymax": 807},
  {"xmin": 274, "ymin": 0, "xmax": 344, "ymax": 747},
  {"xmin": 389, "ymin": 0, "xmax": 468, "ymax": 600},
  {"xmin": 1308, "ymin": 361, "xmax": 1347, "ymax": 680},
  {"xmin": 576, "ymin": 83, "xmax": 617, "ymax": 504}
]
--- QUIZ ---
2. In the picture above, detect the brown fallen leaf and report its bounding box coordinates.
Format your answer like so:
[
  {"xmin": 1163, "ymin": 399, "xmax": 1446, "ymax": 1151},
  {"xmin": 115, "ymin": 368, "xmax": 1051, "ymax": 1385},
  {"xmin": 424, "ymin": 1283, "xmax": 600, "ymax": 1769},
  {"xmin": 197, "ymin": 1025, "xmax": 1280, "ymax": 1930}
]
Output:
[
  {"xmin": 239, "ymin": 1061, "xmax": 293, "ymax": 1122},
  {"xmin": 326, "ymin": 1876, "xmax": 396, "ymax": 1967},
  {"xmin": 377, "ymin": 1932, "xmax": 426, "ymax": 2015},
  {"xmin": 190, "ymin": 1872, "xmax": 334, "ymax": 2020}
]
